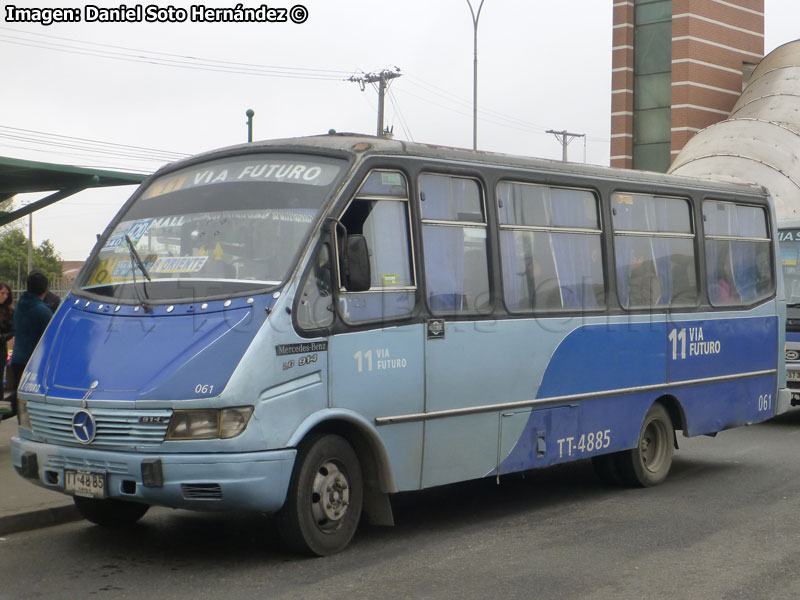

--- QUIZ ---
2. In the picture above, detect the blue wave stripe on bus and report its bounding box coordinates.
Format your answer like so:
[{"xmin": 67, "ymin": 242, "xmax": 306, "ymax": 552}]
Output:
[
  {"xmin": 493, "ymin": 315, "xmax": 778, "ymax": 475},
  {"xmin": 495, "ymin": 374, "xmax": 776, "ymax": 475},
  {"xmin": 25, "ymin": 297, "xmax": 275, "ymax": 401}
]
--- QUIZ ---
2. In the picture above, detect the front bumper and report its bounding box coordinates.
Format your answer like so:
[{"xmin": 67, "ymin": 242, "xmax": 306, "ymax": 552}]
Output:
[{"xmin": 11, "ymin": 436, "xmax": 296, "ymax": 513}]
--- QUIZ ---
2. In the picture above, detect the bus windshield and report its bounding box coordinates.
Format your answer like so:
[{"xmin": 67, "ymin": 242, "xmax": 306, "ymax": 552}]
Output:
[
  {"xmin": 78, "ymin": 153, "xmax": 345, "ymax": 302},
  {"xmin": 781, "ymin": 229, "xmax": 800, "ymax": 304}
]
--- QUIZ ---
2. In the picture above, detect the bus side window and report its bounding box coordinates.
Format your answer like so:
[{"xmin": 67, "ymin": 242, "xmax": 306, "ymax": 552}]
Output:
[
  {"xmin": 420, "ymin": 174, "xmax": 490, "ymax": 314},
  {"xmin": 704, "ymin": 202, "xmax": 773, "ymax": 306},
  {"xmin": 337, "ymin": 170, "xmax": 416, "ymax": 324},
  {"xmin": 296, "ymin": 243, "xmax": 334, "ymax": 330},
  {"xmin": 613, "ymin": 193, "xmax": 697, "ymax": 309},
  {"xmin": 498, "ymin": 182, "xmax": 604, "ymax": 312}
]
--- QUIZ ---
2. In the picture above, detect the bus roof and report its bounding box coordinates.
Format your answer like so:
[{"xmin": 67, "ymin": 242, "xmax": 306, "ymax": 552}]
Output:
[{"xmin": 156, "ymin": 133, "xmax": 770, "ymax": 200}]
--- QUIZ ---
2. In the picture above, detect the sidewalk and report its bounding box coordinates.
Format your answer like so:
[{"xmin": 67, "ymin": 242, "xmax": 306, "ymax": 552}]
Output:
[{"xmin": 0, "ymin": 418, "xmax": 79, "ymax": 536}]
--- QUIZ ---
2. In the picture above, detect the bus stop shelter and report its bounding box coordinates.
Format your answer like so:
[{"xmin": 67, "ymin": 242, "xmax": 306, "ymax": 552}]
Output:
[
  {"xmin": 0, "ymin": 156, "xmax": 147, "ymax": 227},
  {"xmin": 0, "ymin": 157, "xmax": 146, "ymax": 412}
]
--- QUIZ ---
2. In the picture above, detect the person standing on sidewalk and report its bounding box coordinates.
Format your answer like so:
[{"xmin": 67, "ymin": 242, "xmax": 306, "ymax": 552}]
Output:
[
  {"xmin": 4, "ymin": 271, "xmax": 53, "ymax": 420},
  {"xmin": 0, "ymin": 282, "xmax": 14, "ymax": 395}
]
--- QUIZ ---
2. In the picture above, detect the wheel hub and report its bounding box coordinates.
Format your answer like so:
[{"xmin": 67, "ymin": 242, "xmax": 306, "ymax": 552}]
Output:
[
  {"xmin": 311, "ymin": 461, "xmax": 350, "ymax": 531},
  {"xmin": 641, "ymin": 422, "xmax": 666, "ymax": 472}
]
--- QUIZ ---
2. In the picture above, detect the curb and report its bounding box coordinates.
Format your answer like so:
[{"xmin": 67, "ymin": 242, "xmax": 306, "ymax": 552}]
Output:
[{"xmin": 0, "ymin": 504, "xmax": 81, "ymax": 536}]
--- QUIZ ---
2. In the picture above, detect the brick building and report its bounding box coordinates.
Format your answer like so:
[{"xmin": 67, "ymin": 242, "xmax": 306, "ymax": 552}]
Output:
[{"xmin": 611, "ymin": 0, "xmax": 764, "ymax": 171}]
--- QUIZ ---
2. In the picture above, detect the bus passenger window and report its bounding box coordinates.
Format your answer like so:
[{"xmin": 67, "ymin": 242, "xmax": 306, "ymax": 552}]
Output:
[
  {"xmin": 336, "ymin": 170, "xmax": 415, "ymax": 323},
  {"xmin": 497, "ymin": 182, "xmax": 604, "ymax": 312},
  {"xmin": 703, "ymin": 202, "xmax": 773, "ymax": 306},
  {"xmin": 613, "ymin": 193, "xmax": 697, "ymax": 309},
  {"xmin": 420, "ymin": 174, "xmax": 490, "ymax": 314},
  {"xmin": 296, "ymin": 243, "xmax": 334, "ymax": 330}
]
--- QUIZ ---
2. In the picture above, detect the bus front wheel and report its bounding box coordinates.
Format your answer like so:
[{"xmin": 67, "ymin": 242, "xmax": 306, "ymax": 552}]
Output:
[
  {"xmin": 616, "ymin": 402, "xmax": 674, "ymax": 487},
  {"xmin": 277, "ymin": 433, "xmax": 364, "ymax": 556},
  {"xmin": 73, "ymin": 497, "xmax": 149, "ymax": 527}
]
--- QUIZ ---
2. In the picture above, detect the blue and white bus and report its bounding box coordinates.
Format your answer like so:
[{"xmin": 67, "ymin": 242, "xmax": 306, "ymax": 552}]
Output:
[{"xmin": 11, "ymin": 135, "xmax": 789, "ymax": 555}]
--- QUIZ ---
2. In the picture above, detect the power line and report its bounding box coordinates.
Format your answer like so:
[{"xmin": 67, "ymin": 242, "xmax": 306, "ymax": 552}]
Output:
[
  {"xmin": 405, "ymin": 75, "xmax": 552, "ymax": 132},
  {"xmin": 0, "ymin": 127, "xmax": 186, "ymax": 173},
  {"xmin": 387, "ymin": 88, "xmax": 414, "ymax": 142},
  {"xmin": 0, "ymin": 28, "xmax": 352, "ymax": 80},
  {"xmin": 0, "ymin": 27, "xmax": 353, "ymax": 75},
  {"xmin": 0, "ymin": 125, "xmax": 188, "ymax": 161},
  {"xmin": 2, "ymin": 26, "xmax": 610, "ymax": 155},
  {"xmin": 0, "ymin": 142, "xmax": 158, "ymax": 173}
]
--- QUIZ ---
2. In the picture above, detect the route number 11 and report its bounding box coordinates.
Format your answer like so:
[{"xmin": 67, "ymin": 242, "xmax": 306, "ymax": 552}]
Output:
[{"xmin": 669, "ymin": 328, "xmax": 687, "ymax": 360}]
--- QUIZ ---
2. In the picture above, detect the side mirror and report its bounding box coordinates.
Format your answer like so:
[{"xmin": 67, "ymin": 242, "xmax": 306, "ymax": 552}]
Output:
[{"xmin": 343, "ymin": 234, "xmax": 371, "ymax": 292}]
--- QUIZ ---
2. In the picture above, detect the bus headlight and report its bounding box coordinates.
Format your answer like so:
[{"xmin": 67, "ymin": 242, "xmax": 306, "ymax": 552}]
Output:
[
  {"xmin": 220, "ymin": 407, "xmax": 254, "ymax": 439},
  {"xmin": 166, "ymin": 407, "xmax": 253, "ymax": 440},
  {"xmin": 167, "ymin": 410, "xmax": 218, "ymax": 440},
  {"xmin": 17, "ymin": 399, "xmax": 31, "ymax": 429}
]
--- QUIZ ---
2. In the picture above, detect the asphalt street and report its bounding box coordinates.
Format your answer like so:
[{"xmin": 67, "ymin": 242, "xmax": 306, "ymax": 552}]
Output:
[{"xmin": 3, "ymin": 409, "xmax": 800, "ymax": 600}]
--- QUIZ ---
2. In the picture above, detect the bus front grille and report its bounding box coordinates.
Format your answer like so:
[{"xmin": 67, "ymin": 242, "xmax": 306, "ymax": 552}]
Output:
[{"xmin": 27, "ymin": 402, "xmax": 171, "ymax": 447}]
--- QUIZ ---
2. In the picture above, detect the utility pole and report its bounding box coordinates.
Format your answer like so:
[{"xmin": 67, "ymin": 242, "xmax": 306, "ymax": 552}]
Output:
[
  {"xmin": 546, "ymin": 129, "xmax": 586, "ymax": 162},
  {"xmin": 348, "ymin": 68, "xmax": 402, "ymax": 137}
]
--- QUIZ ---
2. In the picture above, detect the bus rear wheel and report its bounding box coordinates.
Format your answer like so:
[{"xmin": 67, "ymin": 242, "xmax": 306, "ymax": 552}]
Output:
[
  {"xmin": 277, "ymin": 433, "xmax": 363, "ymax": 556},
  {"xmin": 616, "ymin": 402, "xmax": 674, "ymax": 487},
  {"xmin": 73, "ymin": 497, "xmax": 149, "ymax": 527}
]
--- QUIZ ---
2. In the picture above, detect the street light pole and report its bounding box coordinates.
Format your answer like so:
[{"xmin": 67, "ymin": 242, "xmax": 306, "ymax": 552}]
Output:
[
  {"xmin": 466, "ymin": 0, "xmax": 486, "ymax": 151},
  {"xmin": 246, "ymin": 109, "xmax": 255, "ymax": 142}
]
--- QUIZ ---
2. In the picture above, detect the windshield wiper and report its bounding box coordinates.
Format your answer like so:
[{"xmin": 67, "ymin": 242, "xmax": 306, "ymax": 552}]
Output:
[{"xmin": 124, "ymin": 234, "xmax": 152, "ymax": 313}]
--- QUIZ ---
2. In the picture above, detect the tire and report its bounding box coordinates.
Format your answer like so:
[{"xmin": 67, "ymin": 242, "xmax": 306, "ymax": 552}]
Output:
[
  {"xmin": 73, "ymin": 496, "xmax": 149, "ymax": 527},
  {"xmin": 616, "ymin": 402, "xmax": 674, "ymax": 487},
  {"xmin": 591, "ymin": 453, "xmax": 623, "ymax": 485},
  {"xmin": 276, "ymin": 434, "xmax": 363, "ymax": 556}
]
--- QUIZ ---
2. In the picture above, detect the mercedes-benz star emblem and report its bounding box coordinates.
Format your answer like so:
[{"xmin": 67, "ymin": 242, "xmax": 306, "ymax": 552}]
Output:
[{"xmin": 72, "ymin": 410, "xmax": 97, "ymax": 444}]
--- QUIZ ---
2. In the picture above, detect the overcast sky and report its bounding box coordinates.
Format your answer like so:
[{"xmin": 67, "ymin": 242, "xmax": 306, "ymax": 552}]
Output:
[{"xmin": 2, "ymin": 0, "xmax": 798, "ymax": 260}]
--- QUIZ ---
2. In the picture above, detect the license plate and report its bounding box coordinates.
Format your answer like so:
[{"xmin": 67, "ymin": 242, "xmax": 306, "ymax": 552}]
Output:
[
  {"xmin": 64, "ymin": 470, "xmax": 106, "ymax": 498},
  {"xmin": 788, "ymin": 371, "xmax": 800, "ymax": 382}
]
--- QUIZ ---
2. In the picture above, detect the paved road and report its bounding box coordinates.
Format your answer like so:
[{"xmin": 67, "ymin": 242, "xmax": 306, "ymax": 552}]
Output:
[{"xmin": 3, "ymin": 410, "xmax": 800, "ymax": 600}]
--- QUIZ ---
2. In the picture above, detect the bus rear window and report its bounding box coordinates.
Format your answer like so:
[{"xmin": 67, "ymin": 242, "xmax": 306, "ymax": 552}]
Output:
[{"xmin": 703, "ymin": 201, "xmax": 773, "ymax": 306}]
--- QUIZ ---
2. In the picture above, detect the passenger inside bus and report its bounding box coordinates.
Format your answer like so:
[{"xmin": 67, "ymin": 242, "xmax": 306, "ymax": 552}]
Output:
[
  {"xmin": 521, "ymin": 255, "xmax": 562, "ymax": 310},
  {"xmin": 627, "ymin": 242, "xmax": 661, "ymax": 307},
  {"xmin": 709, "ymin": 245, "xmax": 741, "ymax": 305}
]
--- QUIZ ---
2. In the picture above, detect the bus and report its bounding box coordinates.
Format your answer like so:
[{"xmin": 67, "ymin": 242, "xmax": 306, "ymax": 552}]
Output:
[
  {"xmin": 11, "ymin": 134, "xmax": 789, "ymax": 555},
  {"xmin": 778, "ymin": 220, "xmax": 800, "ymax": 402}
]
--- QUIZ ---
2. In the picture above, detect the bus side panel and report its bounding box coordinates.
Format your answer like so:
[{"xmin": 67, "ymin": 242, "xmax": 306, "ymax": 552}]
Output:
[
  {"xmin": 493, "ymin": 313, "xmax": 777, "ymax": 475},
  {"xmin": 329, "ymin": 325, "xmax": 424, "ymax": 493},
  {"xmin": 212, "ymin": 299, "xmax": 330, "ymax": 449},
  {"xmin": 421, "ymin": 318, "xmax": 548, "ymax": 489},
  {"xmin": 535, "ymin": 319, "xmax": 668, "ymax": 397},
  {"xmin": 671, "ymin": 375, "xmax": 777, "ymax": 436},
  {"xmin": 496, "ymin": 394, "xmax": 652, "ymax": 474},
  {"xmin": 665, "ymin": 315, "xmax": 777, "ymax": 382},
  {"xmin": 422, "ymin": 317, "xmax": 667, "ymax": 485}
]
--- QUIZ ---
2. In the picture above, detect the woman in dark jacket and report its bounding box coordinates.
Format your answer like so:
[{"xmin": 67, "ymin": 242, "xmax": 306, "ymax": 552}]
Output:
[{"xmin": 0, "ymin": 282, "xmax": 14, "ymax": 394}]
